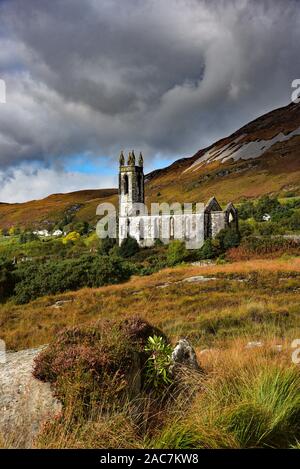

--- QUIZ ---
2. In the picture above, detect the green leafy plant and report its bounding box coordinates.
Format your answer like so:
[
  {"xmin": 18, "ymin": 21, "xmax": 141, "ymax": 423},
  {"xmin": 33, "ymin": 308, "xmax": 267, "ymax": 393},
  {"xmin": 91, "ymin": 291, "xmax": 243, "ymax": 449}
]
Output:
[{"xmin": 144, "ymin": 335, "xmax": 173, "ymax": 388}]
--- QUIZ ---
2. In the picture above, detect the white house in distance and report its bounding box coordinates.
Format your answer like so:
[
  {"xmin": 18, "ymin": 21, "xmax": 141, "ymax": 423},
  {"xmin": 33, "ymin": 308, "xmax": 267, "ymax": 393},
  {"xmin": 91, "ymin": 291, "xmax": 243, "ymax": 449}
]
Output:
[
  {"xmin": 32, "ymin": 229, "xmax": 63, "ymax": 237},
  {"xmin": 33, "ymin": 229, "xmax": 51, "ymax": 237},
  {"xmin": 118, "ymin": 151, "xmax": 238, "ymax": 248},
  {"xmin": 52, "ymin": 229, "xmax": 63, "ymax": 237}
]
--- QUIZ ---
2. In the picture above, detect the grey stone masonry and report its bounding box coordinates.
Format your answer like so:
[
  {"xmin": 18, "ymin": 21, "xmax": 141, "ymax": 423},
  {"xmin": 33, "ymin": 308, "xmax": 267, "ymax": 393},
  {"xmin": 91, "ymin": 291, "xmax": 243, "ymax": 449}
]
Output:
[
  {"xmin": 119, "ymin": 150, "xmax": 144, "ymax": 217},
  {"xmin": 118, "ymin": 152, "xmax": 238, "ymax": 248}
]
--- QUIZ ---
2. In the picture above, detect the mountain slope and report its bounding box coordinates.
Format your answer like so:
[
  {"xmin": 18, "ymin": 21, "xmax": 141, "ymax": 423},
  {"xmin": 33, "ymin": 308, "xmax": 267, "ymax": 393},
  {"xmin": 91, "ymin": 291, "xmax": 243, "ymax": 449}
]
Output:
[
  {"xmin": 145, "ymin": 101, "xmax": 300, "ymax": 204},
  {"xmin": 0, "ymin": 101, "xmax": 299, "ymax": 230},
  {"xmin": 0, "ymin": 189, "xmax": 118, "ymax": 230}
]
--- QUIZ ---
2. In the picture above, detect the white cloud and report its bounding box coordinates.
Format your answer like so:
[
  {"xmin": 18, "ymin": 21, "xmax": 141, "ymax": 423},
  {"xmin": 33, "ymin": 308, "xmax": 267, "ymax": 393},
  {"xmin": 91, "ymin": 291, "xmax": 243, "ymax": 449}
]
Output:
[
  {"xmin": 0, "ymin": 165, "xmax": 116, "ymax": 203},
  {"xmin": 0, "ymin": 0, "xmax": 299, "ymax": 201}
]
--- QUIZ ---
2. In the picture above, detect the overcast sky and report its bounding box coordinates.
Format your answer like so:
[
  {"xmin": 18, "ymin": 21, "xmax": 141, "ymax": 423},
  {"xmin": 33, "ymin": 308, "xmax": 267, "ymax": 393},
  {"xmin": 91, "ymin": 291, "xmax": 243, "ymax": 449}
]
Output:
[{"xmin": 0, "ymin": 0, "xmax": 299, "ymax": 202}]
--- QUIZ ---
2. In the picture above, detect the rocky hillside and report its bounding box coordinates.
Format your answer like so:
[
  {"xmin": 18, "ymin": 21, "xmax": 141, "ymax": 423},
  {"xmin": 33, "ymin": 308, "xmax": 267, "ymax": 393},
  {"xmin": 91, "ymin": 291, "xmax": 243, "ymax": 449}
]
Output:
[
  {"xmin": 0, "ymin": 101, "xmax": 299, "ymax": 229},
  {"xmin": 145, "ymin": 101, "xmax": 300, "ymax": 205}
]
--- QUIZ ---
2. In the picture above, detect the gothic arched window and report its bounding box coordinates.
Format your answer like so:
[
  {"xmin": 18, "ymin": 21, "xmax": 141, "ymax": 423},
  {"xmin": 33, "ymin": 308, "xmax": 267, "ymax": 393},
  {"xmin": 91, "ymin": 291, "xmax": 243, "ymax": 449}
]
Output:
[
  {"xmin": 137, "ymin": 172, "xmax": 142, "ymax": 197},
  {"xmin": 185, "ymin": 217, "xmax": 191, "ymax": 239},
  {"xmin": 126, "ymin": 218, "xmax": 130, "ymax": 236},
  {"xmin": 123, "ymin": 174, "xmax": 129, "ymax": 195},
  {"xmin": 139, "ymin": 219, "xmax": 144, "ymax": 240},
  {"xmin": 170, "ymin": 216, "xmax": 175, "ymax": 240},
  {"xmin": 228, "ymin": 211, "xmax": 234, "ymax": 224}
]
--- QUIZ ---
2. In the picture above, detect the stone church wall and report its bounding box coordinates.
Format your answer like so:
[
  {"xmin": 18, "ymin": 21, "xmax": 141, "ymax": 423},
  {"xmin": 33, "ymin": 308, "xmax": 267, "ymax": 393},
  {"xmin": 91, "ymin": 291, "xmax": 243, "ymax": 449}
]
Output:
[
  {"xmin": 211, "ymin": 211, "xmax": 226, "ymax": 238},
  {"xmin": 119, "ymin": 213, "xmax": 205, "ymax": 248}
]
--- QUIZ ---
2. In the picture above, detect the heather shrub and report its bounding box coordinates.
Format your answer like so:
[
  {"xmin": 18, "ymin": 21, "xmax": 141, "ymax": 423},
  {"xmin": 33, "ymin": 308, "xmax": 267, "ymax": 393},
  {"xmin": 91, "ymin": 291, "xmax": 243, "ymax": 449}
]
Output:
[{"xmin": 33, "ymin": 317, "xmax": 169, "ymax": 415}]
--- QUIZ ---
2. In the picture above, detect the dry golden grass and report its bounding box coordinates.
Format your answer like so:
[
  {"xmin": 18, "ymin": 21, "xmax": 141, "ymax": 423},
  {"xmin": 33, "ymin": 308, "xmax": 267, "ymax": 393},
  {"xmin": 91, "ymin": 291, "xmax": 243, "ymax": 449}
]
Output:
[
  {"xmin": 1, "ymin": 256, "xmax": 300, "ymax": 449},
  {"xmin": 33, "ymin": 335, "xmax": 300, "ymax": 449},
  {"xmin": 1, "ymin": 257, "xmax": 300, "ymax": 351}
]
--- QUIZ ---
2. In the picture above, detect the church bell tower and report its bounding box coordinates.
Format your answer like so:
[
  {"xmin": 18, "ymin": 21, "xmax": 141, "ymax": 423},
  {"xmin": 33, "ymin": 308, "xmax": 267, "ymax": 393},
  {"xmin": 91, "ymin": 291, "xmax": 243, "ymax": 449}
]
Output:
[{"xmin": 119, "ymin": 150, "xmax": 144, "ymax": 217}]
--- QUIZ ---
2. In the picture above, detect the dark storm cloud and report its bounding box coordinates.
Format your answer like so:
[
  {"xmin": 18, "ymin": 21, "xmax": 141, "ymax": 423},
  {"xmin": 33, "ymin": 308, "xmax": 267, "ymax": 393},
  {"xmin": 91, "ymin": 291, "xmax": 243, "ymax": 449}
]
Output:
[{"xmin": 0, "ymin": 0, "xmax": 299, "ymax": 175}]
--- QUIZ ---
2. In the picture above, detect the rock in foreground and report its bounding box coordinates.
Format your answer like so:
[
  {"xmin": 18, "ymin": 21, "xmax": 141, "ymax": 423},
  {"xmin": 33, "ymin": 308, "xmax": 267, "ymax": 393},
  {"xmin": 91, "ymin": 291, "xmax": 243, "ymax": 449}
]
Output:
[{"xmin": 0, "ymin": 348, "xmax": 61, "ymax": 448}]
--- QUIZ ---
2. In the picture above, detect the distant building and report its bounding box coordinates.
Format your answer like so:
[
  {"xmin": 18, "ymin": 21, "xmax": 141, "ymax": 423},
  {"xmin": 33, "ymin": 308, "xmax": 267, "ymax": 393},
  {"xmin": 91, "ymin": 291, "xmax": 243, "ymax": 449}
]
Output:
[
  {"xmin": 262, "ymin": 213, "xmax": 271, "ymax": 221},
  {"xmin": 33, "ymin": 229, "xmax": 50, "ymax": 237},
  {"xmin": 52, "ymin": 229, "xmax": 63, "ymax": 237},
  {"xmin": 118, "ymin": 151, "xmax": 238, "ymax": 248}
]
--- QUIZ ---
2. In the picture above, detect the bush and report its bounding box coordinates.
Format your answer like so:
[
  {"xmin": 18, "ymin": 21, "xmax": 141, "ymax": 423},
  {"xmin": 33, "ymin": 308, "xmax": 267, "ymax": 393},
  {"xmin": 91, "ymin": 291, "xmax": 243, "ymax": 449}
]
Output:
[
  {"xmin": 239, "ymin": 220, "xmax": 254, "ymax": 238},
  {"xmin": 197, "ymin": 239, "xmax": 218, "ymax": 260},
  {"xmin": 217, "ymin": 227, "xmax": 240, "ymax": 250},
  {"xmin": 13, "ymin": 254, "xmax": 133, "ymax": 304},
  {"xmin": 254, "ymin": 222, "xmax": 284, "ymax": 236},
  {"xmin": 62, "ymin": 231, "xmax": 81, "ymax": 245},
  {"xmin": 227, "ymin": 236, "xmax": 300, "ymax": 261},
  {"xmin": 167, "ymin": 241, "xmax": 187, "ymax": 266},
  {"xmin": 19, "ymin": 231, "xmax": 39, "ymax": 244},
  {"xmin": 119, "ymin": 236, "xmax": 139, "ymax": 258},
  {"xmin": 239, "ymin": 196, "xmax": 296, "ymax": 227},
  {"xmin": 196, "ymin": 227, "xmax": 240, "ymax": 261},
  {"xmin": 33, "ymin": 317, "xmax": 169, "ymax": 413},
  {"xmin": 72, "ymin": 221, "xmax": 90, "ymax": 235},
  {"xmin": 0, "ymin": 259, "xmax": 16, "ymax": 301},
  {"xmin": 98, "ymin": 237, "xmax": 116, "ymax": 255},
  {"xmin": 238, "ymin": 200, "xmax": 255, "ymax": 220},
  {"xmin": 254, "ymin": 195, "xmax": 281, "ymax": 222},
  {"xmin": 289, "ymin": 211, "xmax": 300, "ymax": 231}
]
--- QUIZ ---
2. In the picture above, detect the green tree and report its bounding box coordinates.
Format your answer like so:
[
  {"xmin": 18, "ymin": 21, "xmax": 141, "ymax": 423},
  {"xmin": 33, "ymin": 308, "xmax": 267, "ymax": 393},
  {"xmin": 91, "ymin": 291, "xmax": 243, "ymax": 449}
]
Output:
[
  {"xmin": 221, "ymin": 228, "xmax": 241, "ymax": 250},
  {"xmin": 0, "ymin": 259, "xmax": 15, "ymax": 300},
  {"xmin": 62, "ymin": 231, "xmax": 81, "ymax": 245},
  {"xmin": 167, "ymin": 240, "xmax": 187, "ymax": 266},
  {"xmin": 119, "ymin": 236, "xmax": 139, "ymax": 258},
  {"xmin": 198, "ymin": 239, "xmax": 220, "ymax": 260},
  {"xmin": 239, "ymin": 220, "xmax": 254, "ymax": 238},
  {"xmin": 254, "ymin": 195, "xmax": 281, "ymax": 221},
  {"xmin": 289, "ymin": 211, "xmax": 300, "ymax": 231},
  {"xmin": 214, "ymin": 227, "xmax": 240, "ymax": 252},
  {"xmin": 238, "ymin": 200, "xmax": 255, "ymax": 220},
  {"xmin": 99, "ymin": 237, "xmax": 116, "ymax": 255},
  {"xmin": 73, "ymin": 221, "xmax": 90, "ymax": 235}
]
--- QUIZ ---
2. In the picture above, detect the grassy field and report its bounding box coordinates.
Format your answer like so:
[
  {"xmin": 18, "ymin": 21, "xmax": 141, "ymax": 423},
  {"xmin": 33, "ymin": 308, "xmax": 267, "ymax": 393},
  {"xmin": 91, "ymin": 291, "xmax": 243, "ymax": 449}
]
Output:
[
  {"xmin": 1, "ymin": 256, "xmax": 300, "ymax": 448},
  {"xmin": 1, "ymin": 257, "xmax": 300, "ymax": 351}
]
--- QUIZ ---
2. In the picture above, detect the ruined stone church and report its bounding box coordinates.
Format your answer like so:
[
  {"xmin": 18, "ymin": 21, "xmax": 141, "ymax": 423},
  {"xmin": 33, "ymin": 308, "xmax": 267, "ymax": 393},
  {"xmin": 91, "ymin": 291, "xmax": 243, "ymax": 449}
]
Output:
[{"xmin": 118, "ymin": 151, "xmax": 238, "ymax": 248}]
